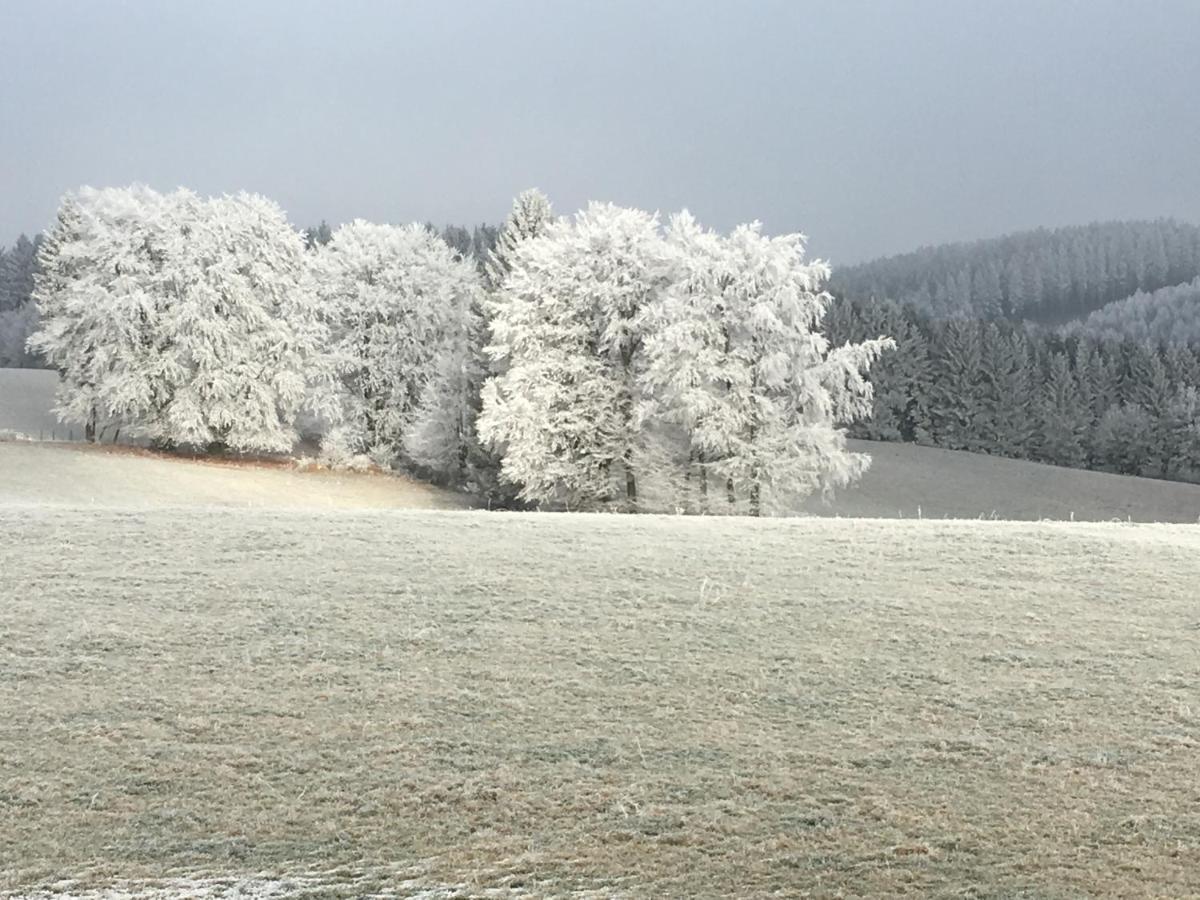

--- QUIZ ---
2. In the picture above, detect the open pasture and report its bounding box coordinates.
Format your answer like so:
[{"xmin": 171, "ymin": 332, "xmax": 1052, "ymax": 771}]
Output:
[{"xmin": 2, "ymin": 508, "xmax": 1198, "ymax": 897}]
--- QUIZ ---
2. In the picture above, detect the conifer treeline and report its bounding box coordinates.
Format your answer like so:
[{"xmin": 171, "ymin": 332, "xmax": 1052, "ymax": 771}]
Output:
[
  {"xmin": 832, "ymin": 220, "xmax": 1200, "ymax": 324},
  {"xmin": 825, "ymin": 297, "xmax": 1200, "ymax": 483},
  {"xmin": 1061, "ymin": 277, "xmax": 1200, "ymax": 346},
  {"xmin": 0, "ymin": 234, "xmax": 43, "ymax": 367}
]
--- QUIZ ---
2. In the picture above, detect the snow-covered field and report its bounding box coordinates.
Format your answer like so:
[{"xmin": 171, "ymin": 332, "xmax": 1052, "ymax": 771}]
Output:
[{"xmin": 3, "ymin": 507, "xmax": 1199, "ymax": 897}]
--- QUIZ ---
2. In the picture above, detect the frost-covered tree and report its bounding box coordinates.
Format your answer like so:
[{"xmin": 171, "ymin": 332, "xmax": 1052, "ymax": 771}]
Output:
[
  {"xmin": 479, "ymin": 202, "xmax": 670, "ymax": 509},
  {"xmin": 30, "ymin": 187, "xmax": 180, "ymax": 441},
  {"xmin": 0, "ymin": 234, "xmax": 39, "ymax": 313},
  {"xmin": 483, "ymin": 188, "xmax": 555, "ymax": 291},
  {"xmin": 833, "ymin": 219, "xmax": 1200, "ymax": 324},
  {"xmin": 303, "ymin": 221, "xmax": 333, "ymax": 250},
  {"xmin": 644, "ymin": 213, "xmax": 893, "ymax": 515},
  {"xmin": 0, "ymin": 303, "xmax": 39, "ymax": 368},
  {"xmin": 1094, "ymin": 404, "xmax": 1156, "ymax": 476},
  {"xmin": 440, "ymin": 189, "xmax": 557, "ymax": 502},
  {"xmin": 1036, "ymin": 352, "xmax": 1087, "ymax": 467},
  {"xmin": 315, "ymin": 220, "xmax": 468, "ymax": 464},
  {"xmin": 150, "ymin": 192, "xmax": 332, "ymax": 452},
  {"xmin": 927, "ymin": 319, "xmax": 987, "ymax": 450},
  {"xmin": 403, "ymin": 283, "xmax": 487, "ymax": 486},
  {"xmin": 32, "ymin": 186, "xmax": 329, "ymax": 452}
]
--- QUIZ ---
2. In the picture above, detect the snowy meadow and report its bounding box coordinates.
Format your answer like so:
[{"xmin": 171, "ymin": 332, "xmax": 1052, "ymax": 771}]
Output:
[{"xmin": 3, "ymin": 508, "xmax": 1199, "ymax": 897}]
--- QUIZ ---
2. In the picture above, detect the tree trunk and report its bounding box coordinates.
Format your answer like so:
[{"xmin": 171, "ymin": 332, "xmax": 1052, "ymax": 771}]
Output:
[
  {"xmin": 726, "ymin": 477, "xmax": 736, "ymax": 508},
  {"xmin": 697, "ymin": 450, "xmax": 709, "ymax": 515},
  {"xmin": 619, "ymin": 342, "xmax": 639, "ymax": 513},
  {"xmin": 624, "ymin": 448, "xmax": 637, "ymax": 512},
  {"xmin": 84, "ymin": 406, "xmax": 97, "ymax": 443},
  {"xmin": 749, "ymin": 482, "xmax": 761, "ymax": 517}
]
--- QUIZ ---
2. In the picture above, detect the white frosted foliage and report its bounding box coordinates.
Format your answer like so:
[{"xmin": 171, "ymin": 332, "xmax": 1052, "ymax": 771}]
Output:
[
  {"xmin": 30, "ymin": 186, "xmax": 329, "ymax": 451},
  {"xmin": 315, "ymin": 221, "xmax": 475, "ymax": 464},
  {"xmin": 483, "ymin": 188, "xmax": 555, "ymax": 291},
  {"xmin": 479, "ymin": 202, "xmax": 672, "ymax": 508},
  {"xmin": 644, "ymin": 212, "xmax": 894, "ymax": 513}
]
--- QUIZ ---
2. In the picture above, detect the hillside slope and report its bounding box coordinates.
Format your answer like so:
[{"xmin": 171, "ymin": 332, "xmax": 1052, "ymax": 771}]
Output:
[
  {"xmin": 0, "ymin": 368, "xmax": 62, "ymax": 440},
  {"xmin": 1061, "ymin": 276, "xmax": 1200, "ymax": 345},
  {"xmin": 802, "ymin": 439, "xmax": 1200, "ymax": 522}
]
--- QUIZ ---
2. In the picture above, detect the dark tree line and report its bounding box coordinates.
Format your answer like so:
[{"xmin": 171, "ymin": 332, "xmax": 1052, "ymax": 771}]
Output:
[
  {"xmin": 825, "ymin": 297, "xmax": 1200, "ymax": 484},
  {"xmin": 305, "ymin": 220, "xmax": 500, "ymax": 269},
  {"xmin": 0, "ymin": 234, "xmax": 44, "ymax": 367},
  {"xmin": 832, "ymin": 220, "xmax": 1200, "ymax": 325},
  {"xmin": 437, "ymin": 223, "xmax": 499, "ymax": 267}
]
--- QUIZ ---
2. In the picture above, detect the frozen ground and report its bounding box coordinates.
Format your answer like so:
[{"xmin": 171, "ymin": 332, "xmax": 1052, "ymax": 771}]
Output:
[
  {"xmin": 805, "ymin": 438, "xmax": 1200, "ymax": 522},
  {"xmin": 3, "ymin": 438, "xmax": 1199, "ymax": 520},
  {"xmin": 6, "ymin": 366, "xmax": 1200, "ymax": 520},
  {"xmin": 2, "ymin": 508, "xmax": 1199, "ymax": 897},
  {"xmin": 0, "ymin": 443, "xmax": 464, "ymax": 511}
]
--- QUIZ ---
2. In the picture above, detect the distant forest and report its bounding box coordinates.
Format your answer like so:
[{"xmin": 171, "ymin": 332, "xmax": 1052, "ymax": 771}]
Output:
[
  {"xmin": 0, "ymin": 233, "xmax": 41, "ymax": 368},
  {"xmin": 826, "ymin": 298, "xmax": 1200, "ymax": 484},
  {"xmin": 832, "ymin": 220, "xmax": 1200, "ymax": 324},
  {"xmin": 1061, "ymin": 278, "xmax": 1200, "ymax": 346}
]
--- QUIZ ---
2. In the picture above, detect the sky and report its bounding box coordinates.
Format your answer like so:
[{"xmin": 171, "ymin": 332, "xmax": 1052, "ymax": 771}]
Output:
[{"xmin": 2, "ymin": 0, "xmax": 1198, "ymax": 264}]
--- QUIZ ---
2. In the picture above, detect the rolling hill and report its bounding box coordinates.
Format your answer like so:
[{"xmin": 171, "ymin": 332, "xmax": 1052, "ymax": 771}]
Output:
[{"xmin": 832, "ymin": 219, "xmax": 1200, "ymax": 325}]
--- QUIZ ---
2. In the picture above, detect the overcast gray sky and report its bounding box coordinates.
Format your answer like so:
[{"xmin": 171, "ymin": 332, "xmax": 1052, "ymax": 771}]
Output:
[{"xmin": 2, "ymin": 0, "xmax": 1197, "ymax": 263}]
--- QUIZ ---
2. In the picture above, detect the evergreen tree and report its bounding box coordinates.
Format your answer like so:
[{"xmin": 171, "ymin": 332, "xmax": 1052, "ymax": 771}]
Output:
[
  {"xmin": 0, "ymin": 234, "xmax": 39, "ymax": 313},
  {"xmin": 483, "ymin": 189, "xmax": 554, "ymax": 292},
  {"xmin": 1094, "ymin": 404, "xmax": 1155, "ymax": 476},
  {"xmin": 303, "ymin": 221, "xmax": 333, "ymax": 250},
  {"xmin": 1162, "ymin": 387, "xmax": 1200, "ymax": 480},
  {"xmin": 441, "ymin": 225, "xmax": 473, "ymax": 259},
  {"xmin": 926, "ymin": 319, "xmax": 986, "ymax": 450},
  {"xmin": 980, "ymin": 325, "xmax": 1035, "ymax": 457},
  {"xmin": 0, "ymin": 234, "xmax": 44, "ymax": 368},
  {"xmin": 833, "ymin": 220, "xmax": 1200, "ymax": 325},
  {"xmin": 1036, "ymin": 352, "xmax": 1087, "ymax": 467}
]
